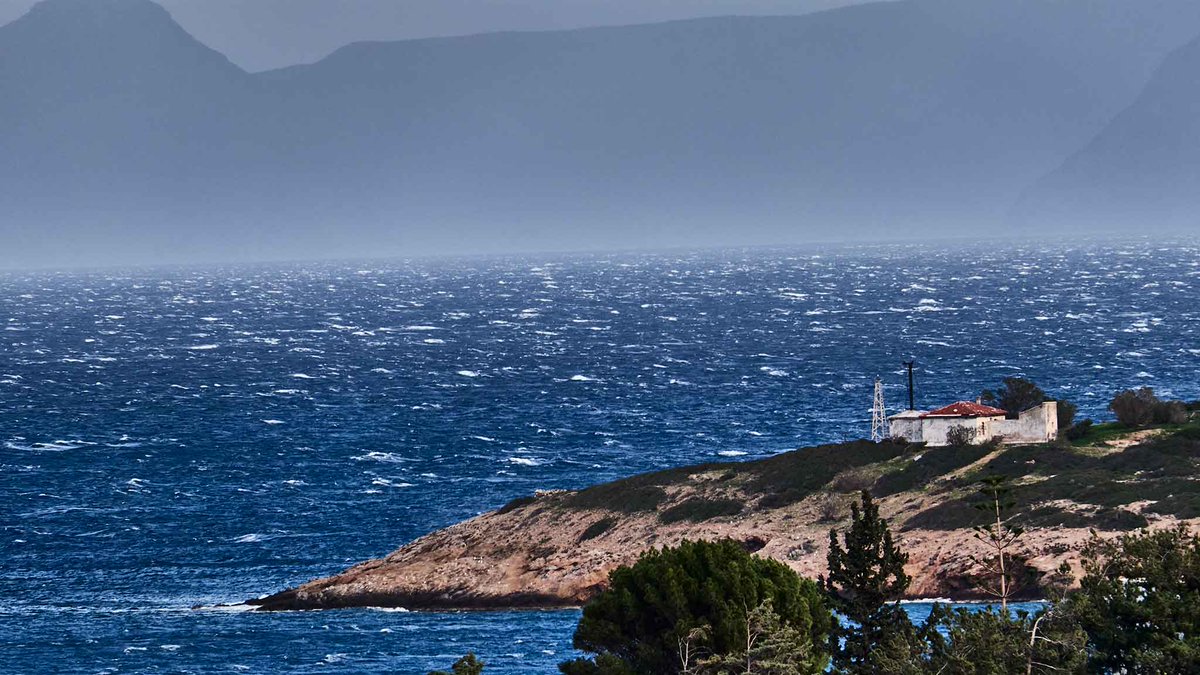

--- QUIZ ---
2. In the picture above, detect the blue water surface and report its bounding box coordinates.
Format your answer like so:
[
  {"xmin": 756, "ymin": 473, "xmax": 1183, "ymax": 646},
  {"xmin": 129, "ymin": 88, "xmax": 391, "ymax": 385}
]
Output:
[{"xmin": 3, "ymin": 242, "xmax": 1197, "ymax": 673}]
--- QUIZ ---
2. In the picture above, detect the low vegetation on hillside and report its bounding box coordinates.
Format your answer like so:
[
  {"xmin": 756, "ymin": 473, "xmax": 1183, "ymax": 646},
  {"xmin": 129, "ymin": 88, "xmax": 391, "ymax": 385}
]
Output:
[
  {"xmin": 515, "ymin": 389, "xmax": 1200, "ymax": 545},
  {"xmin": 433, "ymin": 493, "xmax": 1200, "ymax": 674}
]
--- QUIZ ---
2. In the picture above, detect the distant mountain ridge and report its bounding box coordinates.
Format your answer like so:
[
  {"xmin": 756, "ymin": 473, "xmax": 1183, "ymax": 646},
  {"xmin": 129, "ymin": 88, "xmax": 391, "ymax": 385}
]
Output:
[
  {"xmin": 1014, "ymin": 32, "xmax": 1200, "ymax": 232},
  {"xmin": 2, "ymin": 0, "xmax": 1200, "ymax": 267}
]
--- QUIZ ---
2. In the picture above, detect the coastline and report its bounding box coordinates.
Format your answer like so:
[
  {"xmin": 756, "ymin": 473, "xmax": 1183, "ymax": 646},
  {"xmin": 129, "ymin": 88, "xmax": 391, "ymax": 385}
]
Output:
[{"xmin": 249, "ymin": 427, "xmax": 1200, "ymax": 613}]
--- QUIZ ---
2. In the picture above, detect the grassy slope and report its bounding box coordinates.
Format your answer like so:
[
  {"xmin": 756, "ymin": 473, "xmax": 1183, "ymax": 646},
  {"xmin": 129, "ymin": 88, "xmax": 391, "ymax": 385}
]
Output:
[{"xmin": 546, "ymin": 418, "xmax": 1200, "ymax": 534}]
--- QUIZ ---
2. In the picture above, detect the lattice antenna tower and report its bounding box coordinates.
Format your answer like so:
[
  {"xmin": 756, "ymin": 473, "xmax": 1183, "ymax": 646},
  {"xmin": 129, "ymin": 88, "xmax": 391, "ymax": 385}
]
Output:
[{"xmin": 871, "ymin": 377, "xmax": 888, "ymax": 442}]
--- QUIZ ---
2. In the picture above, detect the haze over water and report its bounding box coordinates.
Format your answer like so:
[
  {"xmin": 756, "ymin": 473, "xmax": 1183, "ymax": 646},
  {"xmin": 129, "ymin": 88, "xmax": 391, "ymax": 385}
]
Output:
[{"xmin": 4, "ymin": 242, "xmax": 1198, "ymax": 672}]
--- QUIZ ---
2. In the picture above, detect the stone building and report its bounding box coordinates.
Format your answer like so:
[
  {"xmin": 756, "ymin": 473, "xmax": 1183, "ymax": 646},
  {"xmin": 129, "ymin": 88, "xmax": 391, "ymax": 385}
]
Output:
[{"xmin": 888, "ymin": 400, "xmax": 1058, "ymax": 447}]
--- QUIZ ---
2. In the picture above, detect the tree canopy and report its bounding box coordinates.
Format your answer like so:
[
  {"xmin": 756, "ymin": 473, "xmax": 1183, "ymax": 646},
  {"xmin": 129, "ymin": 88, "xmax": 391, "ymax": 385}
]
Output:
[
  {"xmin": 822, "ymin": 491, "xmax": 922, "ymax": 674},
  {"xmin": 1062, "ymin": 526, "xmax": 1200, "ymax": 673},
  {"xmin": 561, "ymin": 539, "xmax": 832, "ymax": 675}
]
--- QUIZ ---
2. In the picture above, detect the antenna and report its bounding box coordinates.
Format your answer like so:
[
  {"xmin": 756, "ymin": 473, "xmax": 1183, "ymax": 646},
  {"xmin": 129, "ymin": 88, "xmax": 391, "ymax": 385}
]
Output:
[
  {"xmin": 871, "ymin": 377, "xmax": 887, "ymax": 442},
  {"xmin": 902, "ymin": 360, "xmax": 916, "ymax": 411}
]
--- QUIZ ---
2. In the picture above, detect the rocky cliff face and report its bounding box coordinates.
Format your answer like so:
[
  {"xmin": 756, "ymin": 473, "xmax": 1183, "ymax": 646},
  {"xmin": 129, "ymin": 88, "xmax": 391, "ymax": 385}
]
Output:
[{"xmin": 251, "ymin": 429, "xmax": 1200, "ymax": 611}]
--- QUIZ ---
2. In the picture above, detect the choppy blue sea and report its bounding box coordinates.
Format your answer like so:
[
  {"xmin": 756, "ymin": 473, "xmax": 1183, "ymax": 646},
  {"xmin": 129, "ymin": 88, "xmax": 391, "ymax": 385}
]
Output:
[{"xmin": 4, "ymin": 242, "xmax": 1198, "ymax": 673}]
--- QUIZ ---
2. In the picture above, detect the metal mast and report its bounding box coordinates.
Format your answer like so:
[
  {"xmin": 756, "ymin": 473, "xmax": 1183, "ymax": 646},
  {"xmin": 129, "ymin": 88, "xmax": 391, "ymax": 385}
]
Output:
[
  {"xmin": 902, "ymin": 360, "xmax": 916, "ymax": 411},
  {"xmin": 871, "ymin": 377, "xmax": 887, "ymax": 442}
]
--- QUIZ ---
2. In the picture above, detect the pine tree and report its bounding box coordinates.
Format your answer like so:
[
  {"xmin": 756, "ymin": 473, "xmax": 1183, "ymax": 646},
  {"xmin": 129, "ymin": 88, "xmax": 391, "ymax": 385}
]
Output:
[
  {"xmin": 695, "ymin": 600, "xmax": 823, "ymax": 674},
  {"xmin": 821, "ymin": 490, "xmax": 920, "ymax": 674},
  {"xmin": 1062, "ymin": 526, "xmax": 1200, "ymax": 673},
  {"xmin": 971, "ymin": 475, "xmax": 1025, "ymax": 612},
  {"xmin": 563, "ymin": 539, "xmax": 831, "ymax": 674}
]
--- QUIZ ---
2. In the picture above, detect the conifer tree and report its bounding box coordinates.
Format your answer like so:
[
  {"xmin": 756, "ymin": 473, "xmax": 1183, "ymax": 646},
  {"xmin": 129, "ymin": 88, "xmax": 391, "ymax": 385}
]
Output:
[
  {"xmin": 971, "ymin": 475, "xmax": 1025, "ymax": 612},
  {"xmin": 821, "ymin": 490, "xmax": 921, "ymax": 674},
  {"xmin": 563, "ymin": 539, "xmax": 831, "ymax": 674},
  {"xmin": 1062, "ymin": 526, "xmax": 1200, "ymax": 673},
  {"xmin": 695, "ymin": 600, "xmax": 824, "ymax": 674}
]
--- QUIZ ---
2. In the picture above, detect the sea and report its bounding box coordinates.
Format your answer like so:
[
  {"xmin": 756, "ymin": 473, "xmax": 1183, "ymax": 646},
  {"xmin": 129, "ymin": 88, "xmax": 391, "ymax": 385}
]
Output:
[{"xmin": 3, "ymin": 241, "xmax": 1197, "ymax": 673}]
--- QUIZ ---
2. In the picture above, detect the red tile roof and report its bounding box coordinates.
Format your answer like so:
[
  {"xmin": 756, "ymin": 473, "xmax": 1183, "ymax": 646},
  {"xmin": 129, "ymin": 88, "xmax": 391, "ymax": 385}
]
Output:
[{"xmin": 923, "ymin": 401, "xmax": 1008, "ymax": 418}]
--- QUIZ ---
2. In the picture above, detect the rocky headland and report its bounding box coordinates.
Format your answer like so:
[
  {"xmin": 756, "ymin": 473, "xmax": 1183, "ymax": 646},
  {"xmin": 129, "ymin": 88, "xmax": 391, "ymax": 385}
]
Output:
[{"xmin": 250, "ymin": 424, "xmax": 1200, "ymax": 611}]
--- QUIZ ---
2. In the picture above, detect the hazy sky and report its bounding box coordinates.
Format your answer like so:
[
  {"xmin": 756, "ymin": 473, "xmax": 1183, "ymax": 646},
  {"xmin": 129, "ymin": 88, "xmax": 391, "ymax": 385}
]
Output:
[{"xmin": 0, "ymin": 0, "xmax": 872, "ymax": 71}]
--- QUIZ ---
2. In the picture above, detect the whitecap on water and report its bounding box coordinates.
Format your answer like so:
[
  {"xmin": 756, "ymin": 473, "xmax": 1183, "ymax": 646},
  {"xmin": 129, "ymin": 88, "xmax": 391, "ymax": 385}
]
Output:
[
  {"xmin": 185, "ymin": 344, "xmax": 219, "ymax": 350},
  {"xmin": 231, "ymin": 533, "xmax": 273, "ymax": 543},
  {"xmin": 456, "ymin": 370, "xmax": 481, "ymax": 378},
  {"xmin": 718, "ymin": 450, "xmax": 747, "ymax": 457},
  {"xmin": 352, "ymin": 451, "xmax": 408, "ymax": 463},
  {"xmin": 507, "ymin": 457, "xmax": 541, "ymax": 466},
  {"xmin": 370, "ymin": 478, "xmax": 414, "ymax": 488},
  {"xmin": 569, "ymin": 374, "xmax": 597, "ymax": 382}
]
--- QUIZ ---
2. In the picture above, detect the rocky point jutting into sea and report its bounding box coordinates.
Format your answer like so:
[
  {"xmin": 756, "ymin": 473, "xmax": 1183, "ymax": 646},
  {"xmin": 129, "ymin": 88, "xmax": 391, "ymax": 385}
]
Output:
[{"xmin": 251, "ymin": 422, "xmax": 1199, "ymax": 612}]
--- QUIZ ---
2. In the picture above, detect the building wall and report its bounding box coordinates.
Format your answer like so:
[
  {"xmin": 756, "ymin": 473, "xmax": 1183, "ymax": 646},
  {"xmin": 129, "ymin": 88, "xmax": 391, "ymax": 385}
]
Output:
[
  {"xmin": 888, "ymin": 401, "xmax": 1059, "ymax": 446},
  {"xmin": 918, "ymin": 415, "xmax": 1002, "ymax": 447},
  {"xmin": 889, "ymin": 416, "xmax": 925, "ymax": 443},
  {"xmin": 993, "ymin": 401, "xmax": 1058, "ymax": 444}
]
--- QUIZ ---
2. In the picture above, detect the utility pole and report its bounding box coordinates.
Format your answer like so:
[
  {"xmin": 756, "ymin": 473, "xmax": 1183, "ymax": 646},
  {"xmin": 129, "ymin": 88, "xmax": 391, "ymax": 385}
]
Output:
[
  {"xmin": 871, "ymin": 377, "xmax": 887, "ymax": 442},
  {"xmin": 902, "ymin": 360, "xmax": 916, "ymax": 411}
]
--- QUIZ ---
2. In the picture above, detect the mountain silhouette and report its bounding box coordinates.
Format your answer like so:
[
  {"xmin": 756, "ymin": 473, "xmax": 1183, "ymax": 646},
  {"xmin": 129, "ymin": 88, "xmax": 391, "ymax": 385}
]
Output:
[
  {"xmin": 1015, "ymin": 32, "xmax": 1200, "ymax": 233},
  {"xmin": 2, "ymin": 0, "xmax": 1200, "ymax": 267}
]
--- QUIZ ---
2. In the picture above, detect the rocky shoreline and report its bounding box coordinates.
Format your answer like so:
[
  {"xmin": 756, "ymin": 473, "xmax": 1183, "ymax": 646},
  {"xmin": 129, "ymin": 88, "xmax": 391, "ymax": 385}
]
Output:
[{"xmin": 249, "ymin": 430, "xmax": 1199, "ymax": 612}]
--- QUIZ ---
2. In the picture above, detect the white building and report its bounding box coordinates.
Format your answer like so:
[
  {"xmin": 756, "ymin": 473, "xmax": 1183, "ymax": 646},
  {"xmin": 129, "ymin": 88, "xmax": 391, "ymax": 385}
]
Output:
[{"xmin": 888, "ymin": 400, "xmax": 1059, "ymax": 447}]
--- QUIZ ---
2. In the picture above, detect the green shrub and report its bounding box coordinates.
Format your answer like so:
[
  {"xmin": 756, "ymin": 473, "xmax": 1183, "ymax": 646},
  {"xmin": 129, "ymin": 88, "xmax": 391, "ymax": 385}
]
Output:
[
  {"xmin": 1110, "ymin": 387, "xmax": 1160, "ymax": 427},
  {"xmin": 873, "ymin": 444, "xmax": 994, "ymax": 496},
  {"xmin": 496, "ymin": 495, "xmax": 537, "ymax": 514},
  {"xmin": 1023, "ymin": 506, "xmax": 1148, "ymax": 531},
  {"xmin": 947, "ymin": 425, "xmax": 978, "ymax": 448},
  {"xmin": 1062, "ymin": 527, "xmax": 1200, "ymax": 673},
  {"xmin": 743, "ymin": 440, "xmax": 905, "ymax": 508},
  {"xmin": 1145, "ymin": 492, "xmax": 1200, "ymax": 519},
  {"xmin": 579, "ymin": 517, "xmax": 618, "ymax": 542},
  {"xmin": 658, "ymin": 497, "xmax": 743, "ymax": 524},
  {"xmin": 1154, "ymin": 400, "xmax": 1189, "ymax": 425},
  {"xmin": 563, "ymin": 539, "xmax": 832, "ymax": 674},
  {"xmin": 1056, "ymin": 399, "xmax": 1079, "ymax": 430},
  {"xmin": 1065, "ymin": 418, "xmax": 1093, "ymax": 441},
  {"xmin": 567, "ymin": 483, "xmax": 666, "ymax": 513}
]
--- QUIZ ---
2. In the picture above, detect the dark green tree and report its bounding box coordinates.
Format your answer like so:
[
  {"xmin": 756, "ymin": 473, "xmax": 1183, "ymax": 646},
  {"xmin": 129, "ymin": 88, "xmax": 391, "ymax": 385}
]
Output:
[
  {"xmin": 1061, "ymin": 526, "xmax": 1200, "ymax": 673},
  {"xmin": 561, "ymin": 539, "xmax": 832, "ymax": 675},
  {"xmin": 694, "ymin": 600, "xmax": 826, "ymax": 674},
  {"xmin": 1109, "ymin": 387, "xmax": 1160, "ymax": 427},
  {"xmin": 429, "ymin": 652, "xmax": 485, "ymax": 675},
  {"xmin": 981, "ymin": 378, "xmax": 1046, "ymax": 415},
  {"xmin": 1055, "ymin": 399, "xmax": 1078, "ymax": 431},
  {"xmin": 982, "ymin": 377, "xmax": 1077, "ymax": 433},
  {"xmin": 925, "ymin": 605, "xmax": 1086, "ymax": 675},
  {"xmin": 822, "ymin": 491, "xmax": 922, "ymax": 674}
]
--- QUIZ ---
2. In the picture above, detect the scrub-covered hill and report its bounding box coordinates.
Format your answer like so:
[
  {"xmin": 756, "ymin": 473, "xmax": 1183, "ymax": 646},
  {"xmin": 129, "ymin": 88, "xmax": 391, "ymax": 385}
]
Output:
[{"xmin": 252, "ymin": 421, "xmax": 1200, "ymax": 611}]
